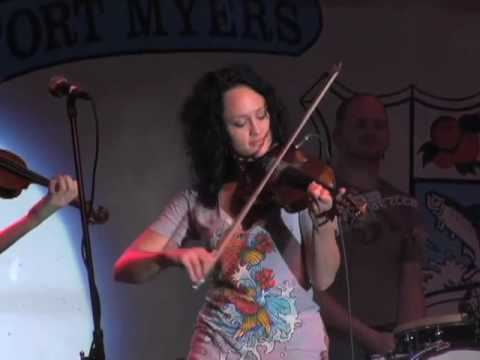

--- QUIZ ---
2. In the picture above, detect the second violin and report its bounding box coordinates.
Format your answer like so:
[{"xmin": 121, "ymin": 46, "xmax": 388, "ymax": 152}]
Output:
[{"xmin": 0, "ymin": 149, "xmax": 108, "ymax": 225}]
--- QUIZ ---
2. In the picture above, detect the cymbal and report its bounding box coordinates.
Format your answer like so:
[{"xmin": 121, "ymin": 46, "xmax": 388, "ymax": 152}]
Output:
[{"xmin": 425, "ymin": 281, "xmax": 480, "ymax": 298}]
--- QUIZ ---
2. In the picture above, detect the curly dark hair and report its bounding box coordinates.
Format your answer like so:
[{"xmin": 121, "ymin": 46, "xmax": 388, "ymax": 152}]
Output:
[{"xmin": 180, "ymin": 64, "xmax": 287, "ymax": 208}]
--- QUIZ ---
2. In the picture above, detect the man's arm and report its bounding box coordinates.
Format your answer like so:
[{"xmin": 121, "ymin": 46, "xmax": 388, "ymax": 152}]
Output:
[
  {"xmin": 397, "ymin": 227, "xmax": 426, "ymax": 324},
  {"xmin": 315, "ymin": 290, "xmax": 396, "ymax": 354},
  {"xmin": 397, "ymin": 261, "xmax": 425, "ymax": 323}
]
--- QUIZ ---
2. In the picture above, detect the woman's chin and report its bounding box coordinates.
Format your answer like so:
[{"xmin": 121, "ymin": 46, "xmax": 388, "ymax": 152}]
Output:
[
  {"xmin": 252, "ymin": 148, "xmax": 268, "ymax": 158},
  {"xmin": 252, "ymin": 142, "xmax": 272, "ymax": 158}
]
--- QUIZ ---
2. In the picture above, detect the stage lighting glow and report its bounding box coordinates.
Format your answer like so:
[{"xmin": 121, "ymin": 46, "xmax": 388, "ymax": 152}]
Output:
[{"xmin": 0, "ymin": 170, "xmax": 92, "ymax": 359}]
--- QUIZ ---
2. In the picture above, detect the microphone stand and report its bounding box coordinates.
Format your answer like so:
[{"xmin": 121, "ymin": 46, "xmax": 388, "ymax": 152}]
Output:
[{"xmin": 65, "ymin": 95, "xmax": 106, "ymax": 360}]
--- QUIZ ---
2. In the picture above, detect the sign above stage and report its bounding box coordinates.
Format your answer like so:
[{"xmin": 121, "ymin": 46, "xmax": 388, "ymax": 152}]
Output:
[{"xmin": 0, "ymin": 0, "xmax": 323, "ymax": 82}]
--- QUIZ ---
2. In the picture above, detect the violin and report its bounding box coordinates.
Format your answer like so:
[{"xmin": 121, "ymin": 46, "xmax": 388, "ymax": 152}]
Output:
[
  {"xmin": 242, "ymin": 145, "xmax": 336, "ymax": 212},
  {"xmin": 0, "ymin": 149, "xmax": 108, "ymax": 225},
  {"xmin": 235, "ymin": 145, "xmax": 366, "ymax": 220}
]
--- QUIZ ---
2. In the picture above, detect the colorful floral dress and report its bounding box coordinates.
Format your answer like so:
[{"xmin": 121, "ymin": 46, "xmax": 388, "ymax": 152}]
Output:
[{"xmin": 150, "ymin": 190, "xmax": 329, "ymax": 360}]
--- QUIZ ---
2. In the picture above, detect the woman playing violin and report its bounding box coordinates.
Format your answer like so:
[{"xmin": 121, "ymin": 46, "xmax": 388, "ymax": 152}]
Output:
[
  {"xmin": 114, "ymin": 64, "xmax": 340, "ymax": 359},
  {"xmin": 0, "ymin": 174, "xmax": 78, "ymax": 254}
]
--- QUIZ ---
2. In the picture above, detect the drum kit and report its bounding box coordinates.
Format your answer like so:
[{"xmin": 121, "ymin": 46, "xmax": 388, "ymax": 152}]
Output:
[
  {"xmin": 391, "ymin": 312, "xmax": 479, "ymax": 359},
  {"xmin": 373, "ymin": 283, "xmax": 480, "ymax": 360}
]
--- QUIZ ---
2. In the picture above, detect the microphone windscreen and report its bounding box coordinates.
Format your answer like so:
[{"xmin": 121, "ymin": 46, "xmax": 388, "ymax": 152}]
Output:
[{"xmin": 48, "ymin": 76, "xmax": 69, "ymax": 97}]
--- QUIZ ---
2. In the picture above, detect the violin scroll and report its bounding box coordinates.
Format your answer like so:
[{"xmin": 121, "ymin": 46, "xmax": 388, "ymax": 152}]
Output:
[{"xmin": 85, "ymin": 202, "xmax": 110, "ymax": 225}]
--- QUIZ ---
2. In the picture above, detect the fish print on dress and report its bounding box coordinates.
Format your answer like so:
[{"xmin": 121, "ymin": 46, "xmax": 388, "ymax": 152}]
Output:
[{"xmin": 207, "ymin": 226, "xmax": 300, "ymax": 360}]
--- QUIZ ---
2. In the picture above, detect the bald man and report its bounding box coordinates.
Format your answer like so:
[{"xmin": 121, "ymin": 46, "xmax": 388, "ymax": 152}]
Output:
[{"xmin": 316, "ymin": 95, "xmax": 426, "ymax": 359}]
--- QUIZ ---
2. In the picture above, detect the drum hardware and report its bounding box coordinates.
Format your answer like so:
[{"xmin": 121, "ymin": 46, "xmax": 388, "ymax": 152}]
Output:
[
  {"xmin": 398, "ymin": 323, "xmax": 449, "ymax": 354},
  {"xmin": 410, "ymin": 341, "xmax": 450, "ymax": 360},
  {"xmin": 393, "ymin": 313, "xmax": 480, "ymax": 359}
]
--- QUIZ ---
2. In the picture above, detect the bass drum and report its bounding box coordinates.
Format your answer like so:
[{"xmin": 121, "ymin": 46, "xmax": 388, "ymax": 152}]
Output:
[
  {"xmin": 427, "ymin": 349, "xmax": 479, "ymax": 360},
  {"xmin": 393, "ymin": 313, "xmax": 480, "ymax": 359}
]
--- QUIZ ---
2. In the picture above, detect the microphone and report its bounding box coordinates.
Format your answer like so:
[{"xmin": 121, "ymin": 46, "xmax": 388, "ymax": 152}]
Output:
[{"xmin": 48, "ymin": 76, "xmax": 91, "ymax": 100}]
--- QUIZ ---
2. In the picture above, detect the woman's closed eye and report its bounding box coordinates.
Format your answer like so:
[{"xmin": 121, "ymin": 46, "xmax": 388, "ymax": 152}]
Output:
[
  {"xmin": 227, "ymin": 106, "xmax": 268, "ymax": 128},
  {"xmin": 230, "ymin": 118, "xmax": 248, "ymax": 128},
  {"xmin": 256, "ymin": 107, "xmax": 269, "ymax": 120}
]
